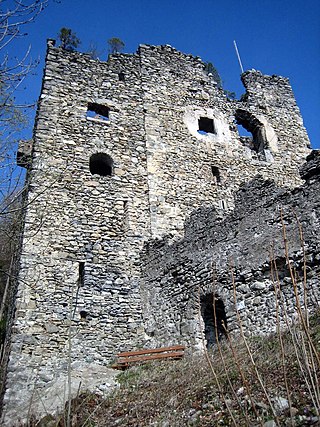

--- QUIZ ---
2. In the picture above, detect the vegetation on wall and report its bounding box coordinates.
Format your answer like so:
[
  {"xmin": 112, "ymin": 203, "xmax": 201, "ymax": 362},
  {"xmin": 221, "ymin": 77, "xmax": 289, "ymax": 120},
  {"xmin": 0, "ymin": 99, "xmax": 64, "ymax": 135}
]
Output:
[
  {"xmin": 205, "ymin": 61, "xmax": 236, "ymax": 99},
  {"xmin": 107, "ymin": 37, "xmax": 125, "ymax": 54},
  {"xmin": 58, "ymin": 27, "xmax": 81, "ymax": 51}
]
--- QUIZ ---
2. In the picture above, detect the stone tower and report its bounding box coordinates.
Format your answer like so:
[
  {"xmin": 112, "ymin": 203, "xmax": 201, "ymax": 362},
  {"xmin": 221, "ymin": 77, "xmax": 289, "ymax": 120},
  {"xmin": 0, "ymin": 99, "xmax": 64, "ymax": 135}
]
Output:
[{"xmin": 1, "ymin": 40, "xmax": 310, "ymax": 423}]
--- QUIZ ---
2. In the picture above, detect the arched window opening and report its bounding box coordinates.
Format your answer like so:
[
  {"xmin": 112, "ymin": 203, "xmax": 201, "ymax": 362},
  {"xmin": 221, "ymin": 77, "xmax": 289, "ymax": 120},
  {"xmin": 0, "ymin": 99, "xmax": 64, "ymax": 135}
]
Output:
[
  {"xmin": 235, "ymin": 109, "xmax": 267, "ymax": 159},
  {"xmin": 79, "ymin": 310, "xmax": 88, "ymax": 320},
  {"xmin": 198, "ymin": 117, "xmax": 215, "ymax": 134},
  {"xmin": 211, "ymin": 166, "xmax": 221, "ymax": 185},
  {"xmin": 89, "ymin": 153, "xmax": 113, "ymax": 176},
  {"xmin": 118, "ymin": 72, "xmax": 125, "ymax": 82},
  {"xmin": 201, "ymin": 293, "xmax": 227, "ymax": 349}
]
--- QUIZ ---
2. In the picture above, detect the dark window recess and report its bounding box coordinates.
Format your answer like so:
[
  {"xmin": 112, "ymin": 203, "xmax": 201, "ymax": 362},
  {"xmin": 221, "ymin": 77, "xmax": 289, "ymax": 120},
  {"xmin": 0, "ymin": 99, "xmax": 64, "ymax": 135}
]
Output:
[
  {"xmin": 198, "ymin": 117, "xmax": 215, "ymax": 134},
  {"xmin": 78, "ymin": 262, "xmax": 85, "ymax": 285},
  {"xmin": 201, "ymin": 294, "xmax": 227, "ymax": 349},
  {"xmin": 118, "ymin": 72, "xmax": 125, "ymax": 82},
  {"xmin": 235, "ymin": 109, "xmax": 267, "ymax": 159},
  {"xmin": 79, "ymin": 310, "xmax": 88, "ymax": 320},
  {"xmin": 87, "ymin": 103, "xmax": 109, "ymax": 121},
  {"xmin": 220, "ymin": 200, "xmax": 227, "ymax": 210},
  {"xmin": 211, "ymin": 166, "xmax": 221, "ymax": 184},
  {"xmin": 90, "ymin": 153, "xmax": 113, "ymax": 176}
]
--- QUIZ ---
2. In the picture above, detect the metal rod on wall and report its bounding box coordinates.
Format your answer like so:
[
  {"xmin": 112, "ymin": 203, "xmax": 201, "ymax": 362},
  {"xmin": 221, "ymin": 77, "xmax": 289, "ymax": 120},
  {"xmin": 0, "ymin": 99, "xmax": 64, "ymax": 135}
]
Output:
[{"xmin": 234, "ymin": 40, "xmax": 244, "ymax": 74}]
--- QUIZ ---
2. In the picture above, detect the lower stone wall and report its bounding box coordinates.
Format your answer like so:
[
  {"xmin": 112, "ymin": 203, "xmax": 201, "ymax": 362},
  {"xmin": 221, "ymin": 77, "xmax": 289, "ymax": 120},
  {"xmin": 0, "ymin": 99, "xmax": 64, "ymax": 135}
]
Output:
[
  {"xmin": 1, "ymin": 259, "xmax": 146, "ymax": 424},
  {"xmin": 141, "ymin": 151, "xmax": 320, "ymax": 351},
  {"xmin": 2, "ymin": 152, "xmax": 320, "ymax": 424}
]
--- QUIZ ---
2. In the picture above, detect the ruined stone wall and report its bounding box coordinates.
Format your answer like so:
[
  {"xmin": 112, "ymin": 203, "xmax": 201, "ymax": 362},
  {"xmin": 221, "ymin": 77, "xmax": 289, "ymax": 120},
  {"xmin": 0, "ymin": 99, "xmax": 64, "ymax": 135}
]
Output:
[
  {"xmin": 141, "ymin": 151, "xmax": 320, "ymax": 351},
  {"xmin": 2, "ymin": 42, "xmax": 151, "ymax": 423},
  {"xmin": 138, "ymin": 45, "xmax": 310, "ymax": 236},
  {"xmin": 241, "ymin": 71, "xmax": 311, "ymax": 169},
  {"xmin": 1, "ymin": 41, "xmax": 312, "ymax": 424}
]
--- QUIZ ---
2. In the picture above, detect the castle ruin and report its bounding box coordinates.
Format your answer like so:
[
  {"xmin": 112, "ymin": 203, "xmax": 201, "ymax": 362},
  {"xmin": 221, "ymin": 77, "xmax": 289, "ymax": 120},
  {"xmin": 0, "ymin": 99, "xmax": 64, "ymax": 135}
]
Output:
[{"xmin": 2, "ymin": 40, "xmax": 318, "ymax": 424}]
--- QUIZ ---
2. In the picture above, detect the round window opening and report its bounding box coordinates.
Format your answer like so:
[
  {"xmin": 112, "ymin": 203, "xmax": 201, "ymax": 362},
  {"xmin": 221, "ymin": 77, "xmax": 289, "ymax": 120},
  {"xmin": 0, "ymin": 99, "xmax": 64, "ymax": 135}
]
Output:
[{"xmin": 89, "ymin": 153, "xmax": 113, "ymax": 176}]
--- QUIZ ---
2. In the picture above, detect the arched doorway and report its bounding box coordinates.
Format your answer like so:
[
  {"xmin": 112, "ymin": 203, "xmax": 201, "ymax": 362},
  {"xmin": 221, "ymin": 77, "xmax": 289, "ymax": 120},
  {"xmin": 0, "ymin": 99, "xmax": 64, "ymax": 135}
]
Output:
[{"xmin": 201, "ymin": 293, "xmax": 227, "ymax": 349}]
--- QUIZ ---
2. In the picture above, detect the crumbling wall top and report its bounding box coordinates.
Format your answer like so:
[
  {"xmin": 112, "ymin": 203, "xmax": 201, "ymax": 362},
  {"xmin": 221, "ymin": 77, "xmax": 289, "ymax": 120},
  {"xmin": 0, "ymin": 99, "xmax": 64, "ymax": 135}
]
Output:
[
  {"xmin": 240, "ymin": 68, "xmax": 296, "ymax": 106},
  {"xmin": 241, "ymin": 69, "xmax": 290, "ymax": 86},
  {"xmin": 299, "ymin": 149, "xmax": 320, "ymax": 180}
]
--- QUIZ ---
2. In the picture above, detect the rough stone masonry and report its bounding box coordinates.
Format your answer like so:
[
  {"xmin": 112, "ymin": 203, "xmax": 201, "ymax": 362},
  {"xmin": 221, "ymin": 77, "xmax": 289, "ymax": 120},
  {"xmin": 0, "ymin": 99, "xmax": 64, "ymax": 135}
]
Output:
[{"xmin": 1, "ymin": 40, "xmax": 315, "ymax": 424}]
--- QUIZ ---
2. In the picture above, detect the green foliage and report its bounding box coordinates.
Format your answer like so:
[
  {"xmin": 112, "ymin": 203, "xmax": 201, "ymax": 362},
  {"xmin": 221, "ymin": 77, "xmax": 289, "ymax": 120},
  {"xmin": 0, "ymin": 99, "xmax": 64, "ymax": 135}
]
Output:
[
  {"xmin": 116, "ymin": 367, "xmax": 141, "ymax": 387},
  {"xmin": 224, "ymin": 90, "xmax": 236, "ymax": 100},
  {"xmin": 108, "ymin": 37, "xmax": 125, "ymax": 54},
  {"xmin": 58, "ymin": 27, "xmax": 81, "ymax": 51},
  {"xmin": 205, "ymin": 62, "xmax": 222, "ymax": 88},
  {"xmin": 204, "ymin": 62, "xmax": 236, "ymax": 100}
]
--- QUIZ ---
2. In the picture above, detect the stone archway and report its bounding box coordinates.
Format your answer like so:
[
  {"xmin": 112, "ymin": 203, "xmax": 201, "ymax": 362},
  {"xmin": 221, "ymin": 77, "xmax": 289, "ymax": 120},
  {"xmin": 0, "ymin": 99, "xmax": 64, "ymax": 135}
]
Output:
[{"xmin": 201, "ymin": 293, "xmax": 227, "ymax": 349}]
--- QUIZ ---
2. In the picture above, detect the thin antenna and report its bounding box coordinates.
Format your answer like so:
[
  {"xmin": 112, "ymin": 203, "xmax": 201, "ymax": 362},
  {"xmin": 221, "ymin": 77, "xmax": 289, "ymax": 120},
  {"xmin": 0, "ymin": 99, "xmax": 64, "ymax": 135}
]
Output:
[{"xmin": 233, "ymin": 40, "xmax": 244, "ymax": 74}]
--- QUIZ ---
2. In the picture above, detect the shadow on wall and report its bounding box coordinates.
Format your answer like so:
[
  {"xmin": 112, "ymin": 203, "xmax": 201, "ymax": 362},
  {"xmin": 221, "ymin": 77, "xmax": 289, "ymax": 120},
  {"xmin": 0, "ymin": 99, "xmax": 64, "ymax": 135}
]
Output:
[{"xmin": 201, "ymin": 293, "xmax": 227, "ymax": 349}]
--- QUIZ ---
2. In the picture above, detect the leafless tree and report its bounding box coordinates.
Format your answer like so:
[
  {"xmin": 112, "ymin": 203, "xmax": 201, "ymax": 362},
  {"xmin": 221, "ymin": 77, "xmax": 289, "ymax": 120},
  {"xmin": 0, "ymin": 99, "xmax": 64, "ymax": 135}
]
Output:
[
  {"xmin": 0, "ymin": 0, "xmax": 48, "ymax": 203},
  {"xmin": 0, "ymin": 0, "xmax": 48, "ymax": 347}
]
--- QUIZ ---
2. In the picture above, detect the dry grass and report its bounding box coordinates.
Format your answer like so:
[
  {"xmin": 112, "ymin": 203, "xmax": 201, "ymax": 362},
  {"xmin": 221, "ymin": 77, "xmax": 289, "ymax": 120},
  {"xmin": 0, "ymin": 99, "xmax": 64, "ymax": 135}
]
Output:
[
  {"xmin": 32, "ymin": 311, "xmax": 320, "ymax": 427},
  {"xmin": 29, "ymin": 214, "xmax": 320, "ymax": 427}
]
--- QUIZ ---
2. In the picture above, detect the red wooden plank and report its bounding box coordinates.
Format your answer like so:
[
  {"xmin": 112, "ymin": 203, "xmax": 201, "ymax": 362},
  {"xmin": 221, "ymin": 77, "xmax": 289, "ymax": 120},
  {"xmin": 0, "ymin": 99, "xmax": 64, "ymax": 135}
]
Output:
[
  {"xmin": 117, "ymin": 345, "xmax": 185, "ymax": 357},
  {"xmin": 117, "ymin": 351, "xmax": 184, "ymax": 365}
]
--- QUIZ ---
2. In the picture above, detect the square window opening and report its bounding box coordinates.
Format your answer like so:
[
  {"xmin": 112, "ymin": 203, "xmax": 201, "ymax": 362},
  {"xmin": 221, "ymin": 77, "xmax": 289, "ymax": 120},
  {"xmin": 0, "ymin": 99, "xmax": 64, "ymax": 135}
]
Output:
[
  {"xmin": 198, "ymin": 117, "xmax": 215, "ymax": 134},
  {"xmin": 87, "ymin": 103, "xmax": 109, "ymax": 121}
]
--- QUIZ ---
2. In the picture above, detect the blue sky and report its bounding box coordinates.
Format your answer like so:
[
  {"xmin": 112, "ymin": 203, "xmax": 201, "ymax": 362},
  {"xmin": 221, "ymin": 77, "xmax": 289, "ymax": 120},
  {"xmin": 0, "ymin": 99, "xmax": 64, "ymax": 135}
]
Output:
[{"xmin": 10, "ymin": 0, "xmax": 320, "ymax": 148}]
